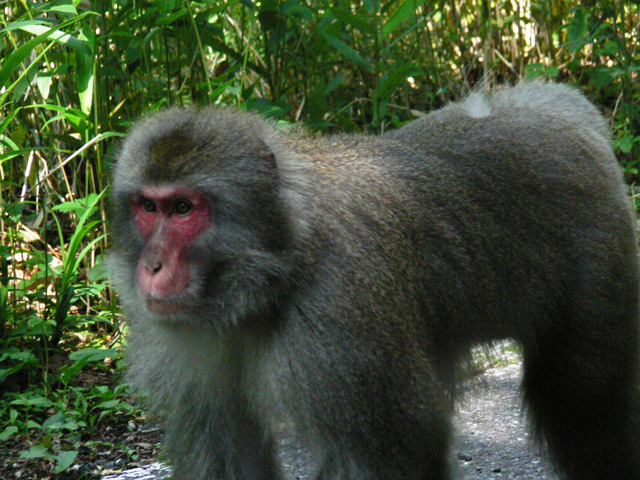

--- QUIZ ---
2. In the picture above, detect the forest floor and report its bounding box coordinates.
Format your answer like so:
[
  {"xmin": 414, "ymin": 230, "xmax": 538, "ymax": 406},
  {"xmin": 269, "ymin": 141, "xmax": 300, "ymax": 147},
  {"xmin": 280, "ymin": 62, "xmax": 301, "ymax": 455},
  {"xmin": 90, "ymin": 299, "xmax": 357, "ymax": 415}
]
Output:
[
  {"xmin": 0, "ymin": 404, "xmax": 163, "ymax": 479},
  {"xmin": 2, "ymin": 361, "xmax": 560, "ymax": 480}
]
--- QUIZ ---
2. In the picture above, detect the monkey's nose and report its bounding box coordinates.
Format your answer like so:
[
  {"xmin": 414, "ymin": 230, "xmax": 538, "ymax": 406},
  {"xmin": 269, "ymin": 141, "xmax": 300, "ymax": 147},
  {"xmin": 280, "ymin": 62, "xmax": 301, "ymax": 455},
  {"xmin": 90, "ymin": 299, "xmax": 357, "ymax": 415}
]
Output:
[{"xmin": 141, "ymin": 258, "xmax": 162, "ymax": 274}]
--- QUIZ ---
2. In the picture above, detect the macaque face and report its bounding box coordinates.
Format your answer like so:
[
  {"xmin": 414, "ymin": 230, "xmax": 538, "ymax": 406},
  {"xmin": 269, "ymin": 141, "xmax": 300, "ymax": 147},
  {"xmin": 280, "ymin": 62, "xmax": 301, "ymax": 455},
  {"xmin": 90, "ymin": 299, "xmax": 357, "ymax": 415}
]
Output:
[{"xmin": 129, "ymin": 185, "xmax": 210, "ymax": 314}]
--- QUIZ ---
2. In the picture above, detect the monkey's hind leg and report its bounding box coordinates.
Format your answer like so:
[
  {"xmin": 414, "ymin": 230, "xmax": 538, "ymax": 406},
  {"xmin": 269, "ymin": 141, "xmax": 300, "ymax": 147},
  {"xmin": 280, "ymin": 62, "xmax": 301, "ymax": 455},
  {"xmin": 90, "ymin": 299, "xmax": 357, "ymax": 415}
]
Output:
[
  {"xmin": 521, "ymin": 281, "xmax": 640, "ymax": 480},
  {"xmin": 308, "ymin": 362, "xmax": 454, "ymax": 480}
]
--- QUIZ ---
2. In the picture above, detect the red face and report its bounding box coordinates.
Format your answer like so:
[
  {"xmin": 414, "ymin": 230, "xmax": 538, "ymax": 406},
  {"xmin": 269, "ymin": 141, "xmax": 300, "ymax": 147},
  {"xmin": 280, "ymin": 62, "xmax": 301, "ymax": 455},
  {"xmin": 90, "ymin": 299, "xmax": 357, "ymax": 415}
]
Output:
[{"xmin": 130, "ymin": 185, "xmax": 210, "ymax": 314}]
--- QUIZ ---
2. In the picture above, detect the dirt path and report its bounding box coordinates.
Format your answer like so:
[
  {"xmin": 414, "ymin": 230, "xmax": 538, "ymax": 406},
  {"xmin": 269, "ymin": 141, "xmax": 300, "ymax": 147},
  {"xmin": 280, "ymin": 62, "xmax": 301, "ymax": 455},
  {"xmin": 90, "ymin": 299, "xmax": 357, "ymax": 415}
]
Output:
[
  {"xmin": 454, "ymin": 363, "xmax": 559, "ymax": 479},
  {"xmin": 104, "ymin": 362, "xmax": 560, "ymax": 480}
]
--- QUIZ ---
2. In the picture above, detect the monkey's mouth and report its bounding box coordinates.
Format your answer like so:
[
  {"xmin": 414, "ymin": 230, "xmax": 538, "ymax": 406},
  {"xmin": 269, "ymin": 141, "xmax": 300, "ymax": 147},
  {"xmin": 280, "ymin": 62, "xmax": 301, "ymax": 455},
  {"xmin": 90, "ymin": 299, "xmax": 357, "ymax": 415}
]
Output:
[{"xmin": 145, "ymin": 298, "xmax": 187, "ymax": 314}]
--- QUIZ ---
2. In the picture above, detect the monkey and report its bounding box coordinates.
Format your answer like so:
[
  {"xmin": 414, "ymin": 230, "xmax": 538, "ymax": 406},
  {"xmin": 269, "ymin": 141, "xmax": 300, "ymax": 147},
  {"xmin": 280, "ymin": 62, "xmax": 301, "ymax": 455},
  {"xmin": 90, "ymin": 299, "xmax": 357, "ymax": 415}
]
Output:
[{"xmin": 109, "ymin": 81, "xmax": 640, "ymax": 480}]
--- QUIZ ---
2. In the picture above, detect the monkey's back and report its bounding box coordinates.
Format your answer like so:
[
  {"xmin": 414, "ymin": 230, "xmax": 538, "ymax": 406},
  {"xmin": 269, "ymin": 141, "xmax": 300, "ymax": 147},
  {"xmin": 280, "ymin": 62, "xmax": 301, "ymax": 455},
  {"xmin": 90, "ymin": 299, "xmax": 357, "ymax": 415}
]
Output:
[{"xmin": 288, "ymin": 82, "xmax": 637, "ymax": 355}]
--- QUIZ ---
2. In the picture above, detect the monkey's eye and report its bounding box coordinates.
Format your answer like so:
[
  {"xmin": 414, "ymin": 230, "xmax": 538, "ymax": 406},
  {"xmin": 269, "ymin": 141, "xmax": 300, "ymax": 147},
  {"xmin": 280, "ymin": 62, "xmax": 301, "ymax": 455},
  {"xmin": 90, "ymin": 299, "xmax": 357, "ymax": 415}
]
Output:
[
  {"xmin": 173, "ymin": 198, "xmax": 193, "ymax": 215},
  {"xmin": 140, "ymin": 198, "xmax": 156, "ymax": 213}
]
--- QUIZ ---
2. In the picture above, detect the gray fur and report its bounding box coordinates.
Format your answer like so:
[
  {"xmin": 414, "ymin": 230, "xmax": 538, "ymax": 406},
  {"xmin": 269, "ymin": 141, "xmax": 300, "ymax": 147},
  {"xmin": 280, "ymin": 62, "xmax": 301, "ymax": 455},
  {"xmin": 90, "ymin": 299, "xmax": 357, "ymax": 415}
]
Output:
[{"xmin": 110, "ymin": 81, "xmax": 640, "ymax": 480}]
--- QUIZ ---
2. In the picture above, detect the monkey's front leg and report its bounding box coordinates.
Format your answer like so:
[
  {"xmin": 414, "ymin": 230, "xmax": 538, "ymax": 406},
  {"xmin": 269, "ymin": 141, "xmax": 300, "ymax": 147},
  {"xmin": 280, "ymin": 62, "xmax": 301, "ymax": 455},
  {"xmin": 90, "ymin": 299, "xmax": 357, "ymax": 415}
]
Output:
[{"xmin": 165, "ymin": 394, "xmax": 282, "ymax": 480}]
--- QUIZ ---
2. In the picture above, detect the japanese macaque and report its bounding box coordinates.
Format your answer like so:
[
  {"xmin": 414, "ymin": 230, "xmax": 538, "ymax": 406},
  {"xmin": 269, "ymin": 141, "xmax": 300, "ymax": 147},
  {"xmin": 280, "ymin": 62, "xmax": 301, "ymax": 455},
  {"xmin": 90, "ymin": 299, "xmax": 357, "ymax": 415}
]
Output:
[{"xmin": 109, "ymin": 81, "xmax": 640, "ymax": 480}]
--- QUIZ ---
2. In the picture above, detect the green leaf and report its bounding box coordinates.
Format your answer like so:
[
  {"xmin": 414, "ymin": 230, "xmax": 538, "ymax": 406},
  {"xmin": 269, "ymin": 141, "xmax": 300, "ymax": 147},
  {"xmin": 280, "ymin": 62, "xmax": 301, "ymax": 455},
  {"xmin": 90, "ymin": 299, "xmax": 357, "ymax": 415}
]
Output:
[
  {"xmin": 69, "ymin": 347, "xmax": 117, "ymax": 363},
  {"xmin": 590, "ymin": 66, "xmax": 614, "ymax": 89},
  {"xmin": 0, "ymin": 348, "xmax": 36, "ymax": 363},
  {"xmin": 42, "ymin": 412, "xmax": 67, "ymax": 430},
  {"xmin": 376, "ymin": 62, "xmax": 414, "ymax": 102},
  {"xmin": 543, "ymin": 65, "xmax": 559, "ymax": 78},
  {"xmin": 88, "ymin": 261, "xmax": 109, "ymax": 282},
  {"xmin": 614, "ymin": 135, "xmax": 640, "ymax": 154},
  {"xmin": 566, "ymin": 7, "xmax": 588, "ymax": 54},
  {"xmin": 35, "ymin": 70, "xmax": 52, "ymax": 99},
  {"xmin": 322, "ymin": 32, "xmax": 374, "ymax": 72},
  {"xmin": 326, "ymin": 73, "xmax": 343, "ymax": 95},
  {"xmin": 53, "ymin": 451, "xmax": 77, "ymax": 474},
  {"xmin": 20, "ymin": 444, "xmax": 47, "ymax": 459},
  {"xmin": 381, "ymin": 0, "xmax": 427, "ymax": 38},
  {"xmin": 26, "ymin": 420, "xmax": 42, "ymax": 429},
  {"xmin": 0, "ymin": 426, "xmax": 18, "ymax": 441},
  {"xmin": 524, "ymin": 63, "xmax": 545, "ymax": 80},
  {"xmin": 331, "ymin": 8, "xmax": 376, "ymax": 35},
  {"xmin": 76, "ymin": 30, "xmax": 94, "ymax": 115},
  {"xmin": 95, "ymin": 399, "xmax": 122, "ymax": 410},
  {"xmin": 0, "ymin": 12, "xmax": 93, "ymax": 90},
  {"xmin": 11, "ymin": 395, "xmax": 53, "ymax": 408},
  {"xmin": 48, "ymin": 5, "xmax": 78, "ymax": 15},
  {"xmin": 0, "ymin": 28, "xmax": 55, "ymax": 90},
  {"xmin": 16, "ymin": 25, "xmax": 92, "ymax": 57},
  {"xmin": 155, "ymin": 8, "xmax": 187, "ymax": 26}
]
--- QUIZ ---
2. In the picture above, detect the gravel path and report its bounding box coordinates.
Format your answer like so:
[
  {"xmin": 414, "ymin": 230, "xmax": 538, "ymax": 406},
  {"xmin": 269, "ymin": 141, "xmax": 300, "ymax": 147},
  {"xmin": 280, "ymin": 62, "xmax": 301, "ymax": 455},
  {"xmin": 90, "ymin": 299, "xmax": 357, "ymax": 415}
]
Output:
[
  {"xmin": 453, "ymin": 363, "xmax": 559, "ymax": 479},
  {"xmin": 104, "ymin": 362, "xmax": 560, "ymax": 480}
]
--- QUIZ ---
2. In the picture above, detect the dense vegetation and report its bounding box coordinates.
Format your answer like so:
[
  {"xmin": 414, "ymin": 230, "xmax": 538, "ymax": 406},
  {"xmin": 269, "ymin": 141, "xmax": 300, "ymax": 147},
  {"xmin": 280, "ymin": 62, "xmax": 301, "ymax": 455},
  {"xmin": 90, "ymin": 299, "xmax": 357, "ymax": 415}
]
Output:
[{"xmin": 1, "ymin": 0, "xmax": 638, "ymax": 476}]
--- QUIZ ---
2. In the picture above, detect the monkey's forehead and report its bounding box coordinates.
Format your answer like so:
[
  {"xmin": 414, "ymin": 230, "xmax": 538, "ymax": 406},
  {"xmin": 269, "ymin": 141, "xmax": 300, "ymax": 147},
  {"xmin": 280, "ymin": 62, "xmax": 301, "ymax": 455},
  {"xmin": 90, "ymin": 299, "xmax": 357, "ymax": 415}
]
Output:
[
  {"xmin": 124, "ymin": 105, "xmax": 277, "ymax": 149},
  {"xmin": 115, "ymin": 106, "xmax": 279, "ymax": 180}
]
